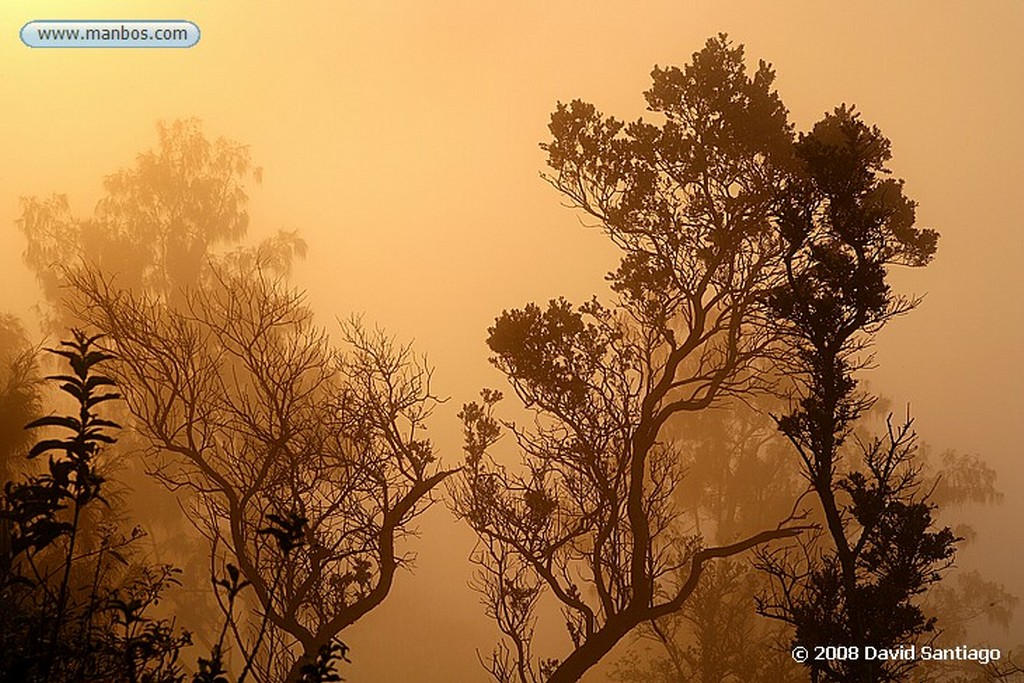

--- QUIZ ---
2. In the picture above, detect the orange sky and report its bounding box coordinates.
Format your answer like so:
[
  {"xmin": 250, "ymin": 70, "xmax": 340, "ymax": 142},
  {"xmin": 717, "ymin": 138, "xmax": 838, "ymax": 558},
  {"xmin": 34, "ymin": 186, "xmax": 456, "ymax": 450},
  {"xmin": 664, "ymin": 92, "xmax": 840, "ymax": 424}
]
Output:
[{"xmin": 2, "ymin": 2, "xmax": 1022, "ymax": 678}]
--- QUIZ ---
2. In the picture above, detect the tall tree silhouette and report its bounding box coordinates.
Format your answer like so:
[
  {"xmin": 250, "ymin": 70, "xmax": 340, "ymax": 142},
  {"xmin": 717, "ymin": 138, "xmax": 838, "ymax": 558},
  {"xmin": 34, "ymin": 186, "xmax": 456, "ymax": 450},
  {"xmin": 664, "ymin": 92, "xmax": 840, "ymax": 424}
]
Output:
[
  {"xmin": 451, "ymin": 35, "xmax": 808, "ymax": 683},
  {"xmin": 70, "ymin": 261, "xmax": 453, "ymax": 682},
  {"xmin": 756, "ymin": 106, "xmax": 956, "ymax": 683}
]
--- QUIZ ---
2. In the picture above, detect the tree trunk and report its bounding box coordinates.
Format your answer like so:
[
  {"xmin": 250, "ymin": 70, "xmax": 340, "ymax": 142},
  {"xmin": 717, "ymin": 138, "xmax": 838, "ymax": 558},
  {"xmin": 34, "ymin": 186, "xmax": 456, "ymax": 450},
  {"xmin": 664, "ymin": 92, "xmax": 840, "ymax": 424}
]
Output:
[{"xmin": 546, "ymin": 616, "xmax": 635, "ymax": 683}]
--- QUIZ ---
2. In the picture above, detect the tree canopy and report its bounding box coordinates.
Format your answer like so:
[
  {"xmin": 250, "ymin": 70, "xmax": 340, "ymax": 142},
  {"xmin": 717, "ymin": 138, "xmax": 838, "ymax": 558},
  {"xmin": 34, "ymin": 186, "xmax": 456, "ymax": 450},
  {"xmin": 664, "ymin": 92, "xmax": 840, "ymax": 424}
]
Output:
[
  {"xmin": 70, "ymin": 261, "xmax": 452, "ymax": 681},
  {"xmin": 452, "ymin": 34, "xmax": 809, "ymax": 683}
]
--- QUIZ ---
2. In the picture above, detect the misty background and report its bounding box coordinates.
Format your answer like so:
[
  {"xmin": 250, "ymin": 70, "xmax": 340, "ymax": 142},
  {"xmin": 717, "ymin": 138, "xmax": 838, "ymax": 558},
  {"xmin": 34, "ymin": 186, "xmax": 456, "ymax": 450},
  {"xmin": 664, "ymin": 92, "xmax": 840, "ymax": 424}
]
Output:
[{"xmin": 1, "ymin": 2, "xmax": 1022, "ymax": 679}]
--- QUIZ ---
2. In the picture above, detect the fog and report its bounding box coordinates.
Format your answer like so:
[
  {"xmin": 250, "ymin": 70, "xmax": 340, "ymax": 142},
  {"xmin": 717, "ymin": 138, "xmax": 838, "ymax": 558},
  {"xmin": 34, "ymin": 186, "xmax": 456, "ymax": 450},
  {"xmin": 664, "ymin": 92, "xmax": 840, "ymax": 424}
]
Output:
[{"xmin": 1, "ymin": 2, "xmax": 1022, "ymax": 681}]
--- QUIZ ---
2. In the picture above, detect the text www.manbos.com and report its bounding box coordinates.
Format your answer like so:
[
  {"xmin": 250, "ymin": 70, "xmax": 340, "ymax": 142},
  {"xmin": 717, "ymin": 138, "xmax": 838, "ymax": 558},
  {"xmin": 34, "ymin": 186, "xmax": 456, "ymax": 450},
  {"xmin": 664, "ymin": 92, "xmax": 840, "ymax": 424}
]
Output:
[
  {"xmin": 21, "ymin": 21, "xmax": 200, "ymax": 48},
  {"xmin": 37, "ymin": 25, "xmax": 187, "ymax": 41}
]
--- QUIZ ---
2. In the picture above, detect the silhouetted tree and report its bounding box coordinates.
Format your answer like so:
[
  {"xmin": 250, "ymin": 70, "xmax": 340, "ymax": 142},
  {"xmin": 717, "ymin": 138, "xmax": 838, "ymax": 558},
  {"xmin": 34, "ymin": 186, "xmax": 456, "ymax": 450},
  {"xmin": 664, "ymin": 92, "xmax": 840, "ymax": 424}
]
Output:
[
  {"xmin": 70, "ymin": 261, "xmax": 453, "ymax": 682},
  {"xmin": 0, "ymin": 331, "xmax": 190, "ymax": 682},
  {"xmin": 450, "ymin": 35, "xmax": 809, "ymax": 683},
  {"xmin": 756, "ymin": 106, "xmax": 956, "ymax": 683}
]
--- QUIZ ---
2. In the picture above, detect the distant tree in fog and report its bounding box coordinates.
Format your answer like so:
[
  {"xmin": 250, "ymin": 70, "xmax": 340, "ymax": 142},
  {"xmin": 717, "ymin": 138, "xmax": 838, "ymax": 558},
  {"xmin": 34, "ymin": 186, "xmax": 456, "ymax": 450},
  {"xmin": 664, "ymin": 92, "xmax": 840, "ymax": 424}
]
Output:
[
  {"xmin": 0, "ymin": 315, "xmax": 42, "ymax": 481},
  {"xmin": 450, "ymin": 35, "xmax": 809, "ymax": 683},
  {"xmin": 70, "ymin": 260, "xmax": 454, "ymax": 682},
  {"xmin": 17, "ymin": 119, "xmax": 305, "ymax": 329}
]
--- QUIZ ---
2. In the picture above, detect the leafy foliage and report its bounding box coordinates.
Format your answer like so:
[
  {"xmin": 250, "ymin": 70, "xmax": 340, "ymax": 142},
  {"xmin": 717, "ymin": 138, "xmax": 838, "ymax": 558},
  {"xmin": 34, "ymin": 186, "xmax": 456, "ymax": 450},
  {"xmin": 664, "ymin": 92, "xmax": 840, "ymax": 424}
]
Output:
[{"xmin": 0, "ymin": 330, "xmax": 190, "ymax": 682}]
